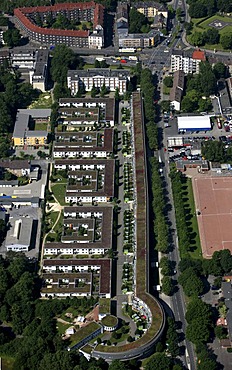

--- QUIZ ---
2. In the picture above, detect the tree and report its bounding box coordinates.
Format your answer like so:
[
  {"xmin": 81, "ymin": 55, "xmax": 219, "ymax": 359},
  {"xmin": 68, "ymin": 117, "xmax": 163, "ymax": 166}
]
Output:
[
  {"xmin": 214, "ymin": 326, "xmax": 228, "ymax": 339},
  {"xmin": 189, "ymin": 3, "xmax": 207, "ymax": 18},
  {"xmin": 186, "ymin": 319, "xmax": 211, "ymax": 344},
  {"xmin": 203, "ymin": 28, "xmax": 219, "ymax": 44},
  {"xmin": 3, "ymin": 28, "xmax": 21, "ymax": 48},
  {"xmin": 198, "ymin": 98, "xmax": 212, "ymax": 112},
  {"xmin": 190, "ymin": 32, "xmax": 205, "ymax": 46},
  {"xmin": 185, "ymin": 298, "xmax": 212, "ymax": 325},
  {"xmin": 213, "ymin": 62, "xmax": 227, "ymax": 79},
  {"xmin": 166, "ymin": 318, "xmax": 180, "ymax": 357},
  {"xmin": 160, "ymin": 100, "xmax": 171, "ymax": 113},
  {"xmin": 94, "ymin": 60, "xmax": 101, "ymax": 68},
  {"xmin": 220, "ymin": 33, "xmax": 232, "ymax": 49},
  {"xmin": 129, "ymin": 8, "xmax": 148, "ymax": 33},
  {"xmin": 109, "ymin": 360, "xmax": 128, "ymax": 370},
  {"xmin": 91, "ymin": 84, "xmax": 98, "ymax": 98},
  {"xmin": 145, "ymin": 353, "xmax": 173, "ymax": 370},
  {"xmin": 163, "ymin": 76, "xmax": 173, "ymax": 88},
  {"xmin": 161, "ymin": 276, "xmax": 173, "ymax": 296},
  {"xmin": 159, "ymin": 256, "xmax": 172, "ymax": 276},
  {"xmin": 115, "ymin": 87, "xmax": 120, "ymax": 101},
  {"xmin": 100, "ymin": 83, "xmax": 108, "ymax": 97},
  {"xmin": 178, "ymin": 268, "xmax": 204, "ymax": 297},
  {"xmin": 50, "ymin": 45, "xmax": 77, "ymax": 84}
]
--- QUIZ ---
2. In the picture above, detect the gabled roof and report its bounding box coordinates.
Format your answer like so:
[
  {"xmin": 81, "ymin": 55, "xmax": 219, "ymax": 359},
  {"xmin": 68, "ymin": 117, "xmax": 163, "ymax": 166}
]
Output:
[{"xmin": 192, "ymin": 50, "xmax": 206, "ymax": 61}]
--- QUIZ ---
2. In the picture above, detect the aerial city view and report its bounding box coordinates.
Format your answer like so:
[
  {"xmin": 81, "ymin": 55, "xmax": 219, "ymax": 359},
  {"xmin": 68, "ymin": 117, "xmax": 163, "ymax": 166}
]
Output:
[{"xmin": 0, "ymin": 0, "xmax": 232, "ymax": 369}]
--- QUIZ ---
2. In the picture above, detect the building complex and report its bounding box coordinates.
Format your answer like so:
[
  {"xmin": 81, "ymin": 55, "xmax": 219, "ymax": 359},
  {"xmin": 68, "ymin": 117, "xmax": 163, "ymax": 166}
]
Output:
[
  {"xmin": 14, "ymin": 2, "xmax": 104, "ymax": 49},
  {"xmin": 170, "ymin": 49, "xmax": 206, "ymax": 74}
]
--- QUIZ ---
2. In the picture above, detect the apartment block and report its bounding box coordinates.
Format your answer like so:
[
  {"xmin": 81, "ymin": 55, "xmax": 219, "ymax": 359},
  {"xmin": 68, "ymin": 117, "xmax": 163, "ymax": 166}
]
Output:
[
  {"xmin": 171, "ymin": 49, "xmax": 206, "ymax": 74},
  {"xmin": 67, "ymin": 69, "xmax": 130, "ymax": 95}
]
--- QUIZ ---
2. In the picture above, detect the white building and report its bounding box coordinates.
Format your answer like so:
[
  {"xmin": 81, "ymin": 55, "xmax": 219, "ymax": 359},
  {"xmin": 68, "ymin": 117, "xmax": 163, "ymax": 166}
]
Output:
[
  {"xmin": 67, "ymin": 69, "xmax": 130, "ymax": 95},
  {"xmin": 170, "ymin": 49, "xmax": 206, "ymax": 74},
  {"xmin": 177, "ymin": 115, "xmax": 212, "ymax": 133}
]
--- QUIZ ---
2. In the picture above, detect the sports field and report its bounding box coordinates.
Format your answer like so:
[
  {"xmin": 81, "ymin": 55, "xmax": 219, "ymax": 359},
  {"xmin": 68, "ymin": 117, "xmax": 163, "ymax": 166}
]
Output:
[{"xmin": 192, "ymin": 176, "xmax": 232, "ymax": 258}]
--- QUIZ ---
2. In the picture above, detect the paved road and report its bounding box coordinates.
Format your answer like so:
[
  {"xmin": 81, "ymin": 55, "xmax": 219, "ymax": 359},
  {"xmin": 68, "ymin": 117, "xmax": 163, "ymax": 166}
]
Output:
[{"xmin": 158, "ymin": 125, "xmax": 196, "ymax": 370}]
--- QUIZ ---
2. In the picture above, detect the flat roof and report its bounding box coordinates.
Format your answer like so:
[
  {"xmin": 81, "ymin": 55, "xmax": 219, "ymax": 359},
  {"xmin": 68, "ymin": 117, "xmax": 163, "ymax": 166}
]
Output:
[
  {"xmin": 177, "ymin": 115, "xmax": 212, "ymax": 130},
  {"xmin": 6, "ymin": 217, "xmax": 33, "ymax": 248},
  {"xmin": 43, "ymin": 258, "xmax": 111, "ymax": 294}
]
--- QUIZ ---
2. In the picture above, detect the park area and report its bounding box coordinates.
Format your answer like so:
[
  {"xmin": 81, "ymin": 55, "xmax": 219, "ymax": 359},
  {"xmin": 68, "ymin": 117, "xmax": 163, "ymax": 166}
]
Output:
[
  {"xmin": 189, "ymin": 14, "xmax": 232, "ymax": 50},
  {"xmin": 192, "ymin": 176, "xmax": 232, "ymax": 258}
]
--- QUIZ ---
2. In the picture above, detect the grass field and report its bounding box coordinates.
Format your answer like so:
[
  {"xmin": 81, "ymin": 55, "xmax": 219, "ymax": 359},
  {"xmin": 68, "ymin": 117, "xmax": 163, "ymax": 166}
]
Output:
[
  {"xmin": 189, "ymin": 14, "xmax": 232, "ymax": 50},
  {"xmin": 29, "ymin": 92, "xmax": 52, "ymax": 109},
  {"xmin": 1, "ymin": 356, "xmax": 15, "ymax": 370},
  {"xmin": 51, "ymin": 183, "xmax": 67, "ymax": 205},
  {"xmin": 35, "ymin": 122, "xmax": 48, "ymax": 131},
  {"xmin": 182, "ymin": 178, "xmax": 202, "ymax": 259}
]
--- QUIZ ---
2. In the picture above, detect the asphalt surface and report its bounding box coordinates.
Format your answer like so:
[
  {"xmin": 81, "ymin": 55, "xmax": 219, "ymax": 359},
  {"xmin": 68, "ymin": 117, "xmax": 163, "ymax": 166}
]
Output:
[{"xmin": 158, "ymin": 133, "xmax": 196, "ymax": 370}]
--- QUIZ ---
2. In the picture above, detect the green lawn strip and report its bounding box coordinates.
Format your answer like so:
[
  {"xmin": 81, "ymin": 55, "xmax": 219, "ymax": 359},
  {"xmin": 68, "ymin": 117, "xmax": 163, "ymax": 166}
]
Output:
[
  {"xmin": 46, "ymin": 211, "xmax": 59, "ymax": 230},
  {"xmin": 56, "ymin": 320, "xmax": 71, "ymax": 335},
  {"xmin": 198, "ymin": 15, "xmax": 232, "ymax": 28},
  {"xmin": 53, "ymin": 211, "xmax": 64, "ymax": 233},
  {"xmin": 29, "ymin": 93, "xmax": 52, "ymax": 109},
  {"xmin": 51, "ymin": 182, "xmax": 67, "ymax": 206}
]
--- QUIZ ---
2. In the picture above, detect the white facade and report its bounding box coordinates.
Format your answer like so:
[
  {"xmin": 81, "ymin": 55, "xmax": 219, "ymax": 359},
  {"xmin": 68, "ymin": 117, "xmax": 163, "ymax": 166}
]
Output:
[
  {"xmin": 65, "ymin": 194, "xmax": 108, "ymax": 203},
  {"xmin": 44, "ymin": 246, "xmax": 105, "ymax": 255},
  {"xmin": 53, "ymin": 149, "xmax": 108, "ymax": 159},
  {"xmin": 171, "ymin": 53, "xmax": 202, "ymax": 74}
]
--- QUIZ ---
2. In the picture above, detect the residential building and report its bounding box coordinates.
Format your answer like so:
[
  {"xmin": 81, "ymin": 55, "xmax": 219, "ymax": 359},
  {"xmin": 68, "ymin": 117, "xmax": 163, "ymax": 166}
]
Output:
[
  {"xmin": 41, "ymin": 272, "xmax": 93, "ymax": 298},
  {"xmin": 42, "ymin": 258, "xmax": 111, "ymax": 298},
  {"xmin": 53, "ymin": 128, "xmax": 114, "ymax": 158},
  {"xmin": 30, "ymin": 49, "xmax": 49, "ymax": 92},
  {"xmin": 11, "ymin": 48, "xmax": 36, "ymax": 69},
  {"xmin": 118, "ymin": 30, "xmax": 160, "ymax": 49},
  {"xmin": 67, "ymin": 69, "xmax": 130, "ymax": 95},
  {"xmin": 116, "ymin": 1, "xmax": 160, "ymax": 50},
  {"xmin": 58, "ymin": 97, "xmax": 115, "ymax": 127},
  {"xmin": 169, "ymin": 70, "xmax": 185, "ymax": 111},
  {"xmin": 13, "ymin": 109, "xmax": 51, "ymax": 147},
  {"xmin": 5, "ymin": 217, "xmax": 34, "ymax": 252},
  {"xmin": 170, "ymin": 49, "xmax": 206, "ymax": 74},
  {"xmin": 0, "ymin": 196, "xmax": 39, "ymax": 208},
  {"xmin": 64, "ymin": 160, "xmax": 115, "ymax": 204},
  {"xmin": 134, "ymin": 2, "xmax": 168, "ymax": 18},
  {"xmin": 0, "ymin": 25, "xmax": 8, "ymax": 45},
  {"xmin": 14, "ymin": 2, "xmax": 104, "ymax": 49}
]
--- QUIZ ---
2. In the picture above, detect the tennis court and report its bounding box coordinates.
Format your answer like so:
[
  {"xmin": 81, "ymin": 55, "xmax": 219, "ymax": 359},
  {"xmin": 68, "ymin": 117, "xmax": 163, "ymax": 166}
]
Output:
[{"xmin": 192, "ymin": 176, "xmax": 232, "ymax": 258}]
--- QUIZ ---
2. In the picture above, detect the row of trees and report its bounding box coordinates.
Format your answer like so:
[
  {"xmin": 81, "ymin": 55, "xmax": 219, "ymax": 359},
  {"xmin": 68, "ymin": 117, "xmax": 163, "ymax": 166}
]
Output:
[
  {"xmin": 190, "ymin": 29, "xmax": 232, "ymax": 49},
  {"xmin": 0, "ymin": 65, "xmax": 39, "ymax": 157},
  {"xmin": 129, "ymin": 8, "xmax": 151, "ymax": 34},
  {"xmin": 140, "ymin": 68, "xmax": 158, "ymax": 150},
  {"xmin": 187, "ymin": 0, "xmax": 232, "ymax": 19},
  {"xmin": 169, "ymin": 169, "xmax": 192, "ymax": 257},
  {"xmin": 150, "ymin": 158, "xmax": 169, "ymax": 254}
]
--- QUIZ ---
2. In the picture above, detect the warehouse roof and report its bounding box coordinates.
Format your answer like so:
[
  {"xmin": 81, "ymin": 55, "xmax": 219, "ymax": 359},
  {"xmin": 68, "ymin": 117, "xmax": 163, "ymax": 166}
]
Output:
[{"xmin": 177, "ymin": 115, "xmax": 212, "ymax": 130}]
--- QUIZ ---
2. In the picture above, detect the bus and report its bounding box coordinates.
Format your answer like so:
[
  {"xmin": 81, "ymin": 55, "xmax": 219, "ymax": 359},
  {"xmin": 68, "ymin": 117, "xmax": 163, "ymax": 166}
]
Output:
[{"xmin": 119, "ymin": 48, "xmax": 136, "ymax": 53}]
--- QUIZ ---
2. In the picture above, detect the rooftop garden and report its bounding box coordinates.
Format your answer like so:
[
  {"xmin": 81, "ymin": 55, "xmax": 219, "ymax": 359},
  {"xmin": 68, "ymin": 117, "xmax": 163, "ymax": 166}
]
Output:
[
  {"xmin": 101, "ymin": 315, "xmax": 118, "ymax": 328},
  {"xmin": 69, "ymin": 322, "xmax": 100, "ymax": 347}
]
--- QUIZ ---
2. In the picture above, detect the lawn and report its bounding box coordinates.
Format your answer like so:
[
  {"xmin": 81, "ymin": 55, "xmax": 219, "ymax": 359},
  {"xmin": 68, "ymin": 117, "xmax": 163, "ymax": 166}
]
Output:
[
  {"xmin": 51, "ymin": 182, "xmax": 67, "ymax": 206},
  {"xmin": 35, "ymin": 122, "xmax": 48, "ymax": 131},
  {"xmin": 29, "ymin": 92, "xmax": 52, "ymax": 109},
  {"xmin": 69, "ymin": 322, "xmax": 101, "ymax": 347},
  {"xmin": 56, "ymin": 321, "xmax": 71, "ymax": 335},
  {"xmin": 182, "ymin": 178, "xmax": 202, "ymax": 260},
  {"xmin": 46, "ymin": 211, "xmax": 59, "ymax": 229}
]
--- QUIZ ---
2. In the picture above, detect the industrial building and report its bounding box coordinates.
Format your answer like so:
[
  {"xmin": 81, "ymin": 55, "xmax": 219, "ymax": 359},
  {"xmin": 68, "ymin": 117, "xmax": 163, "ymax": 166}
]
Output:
[
  {"xmin": 177, "ymin": 115, "xmax": 212, "ymax": 133},
  {"xmin": 5, "ymin": 217, "xmax": 34, "ymax": 252}
]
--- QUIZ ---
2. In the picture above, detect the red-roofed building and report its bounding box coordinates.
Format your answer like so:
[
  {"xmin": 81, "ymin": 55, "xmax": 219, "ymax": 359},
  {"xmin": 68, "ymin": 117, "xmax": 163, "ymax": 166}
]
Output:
[
  {"xmin": 14, "ymin": 2, "xmax": 104, "ymax": 49},
  {"xmin": 192, "ymin": 49, "xmax": 206, "ymax": 62}
]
